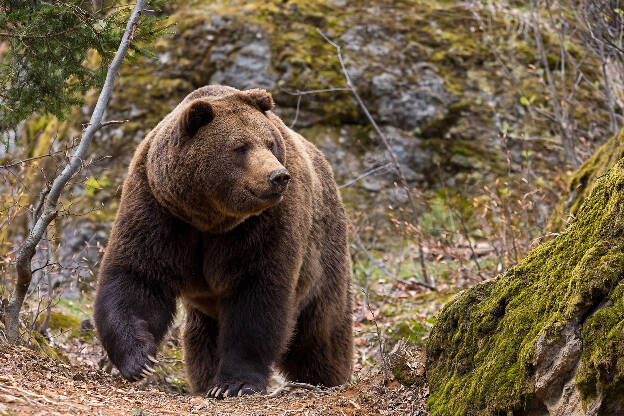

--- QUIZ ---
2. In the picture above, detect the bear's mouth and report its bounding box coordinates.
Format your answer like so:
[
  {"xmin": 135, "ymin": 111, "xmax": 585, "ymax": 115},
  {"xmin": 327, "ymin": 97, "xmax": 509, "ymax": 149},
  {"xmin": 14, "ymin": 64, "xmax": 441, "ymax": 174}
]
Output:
[{"xmin": 247, "ymin": 188, "xmax": 283, "ymax": 202}]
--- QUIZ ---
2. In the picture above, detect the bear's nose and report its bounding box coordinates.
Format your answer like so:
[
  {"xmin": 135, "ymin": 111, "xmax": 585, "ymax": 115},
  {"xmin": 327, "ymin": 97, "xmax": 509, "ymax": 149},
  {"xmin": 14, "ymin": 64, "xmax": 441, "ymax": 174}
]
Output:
[{"xmin": 269, "ymin": 169, "xmax": 291, "ymax": 188}]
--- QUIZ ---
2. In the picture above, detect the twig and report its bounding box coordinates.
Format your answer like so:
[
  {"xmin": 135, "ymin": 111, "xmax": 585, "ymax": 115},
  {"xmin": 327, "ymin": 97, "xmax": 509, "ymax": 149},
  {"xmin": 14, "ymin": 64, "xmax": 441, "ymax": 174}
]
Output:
[
  {"xmin": 339, "ymin": 163, "xmax": 392, "ymax": 189},
  {"xmin": 0, "ymin": 27, "xmax": 77, "ymax": 40},
  {"xmin": 455, "ymin": 209, "xmax": 486, "ymax": 281},
  {"xmin": 30, "ymin": 261, "xmax": 60, "ymax": 275},
  {"xmin": 529, "ymin": 0, "xmax": 579, "ymax": 168},
  {"xmin": 82, "ymin": 119, "xmax": 129, "ymax": 129},
  {"xmin": 267, "ymin": 381, "xmax": 321, "ymax": 397},
  {"xmin": 283, "ymin": 88, "xmax": 350, "ymax": 128},
  {"xmin": 0, "ymin": 144, "xmax": 77, "ymax": 169},
  {"xmin": 352, "ymin": 235, "xmax": 437, "ymax": 291},
  {"xmin": 290, "ymin": 95, "xmax": 302, "ymax": 127},
  {"xmin": 363, "ymin": 288, "xmax": 388, "ymax": 384},
  {"xmin": 32, "ymin": 185, "xmax": 51, "ymax": 224}
]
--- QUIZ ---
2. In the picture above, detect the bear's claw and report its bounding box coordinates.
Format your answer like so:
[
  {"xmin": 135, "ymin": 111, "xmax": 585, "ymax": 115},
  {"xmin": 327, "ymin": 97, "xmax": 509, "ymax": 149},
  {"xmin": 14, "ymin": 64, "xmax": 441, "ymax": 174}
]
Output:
[
  {"xmin": 121, "ymin": 355, "xmax": 158, "ymax": 382},
  {"xmin": 206, "ymin": 383, "xmax": 261, "ymax": 399},
  {"xmin": 140, "ymin": 365, "xmax": 155, "ymax": 379}
]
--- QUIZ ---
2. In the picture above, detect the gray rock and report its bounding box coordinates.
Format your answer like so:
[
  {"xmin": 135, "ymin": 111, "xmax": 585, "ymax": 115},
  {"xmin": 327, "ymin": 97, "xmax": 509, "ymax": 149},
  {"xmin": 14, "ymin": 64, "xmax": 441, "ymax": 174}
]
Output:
[
  {"xmin": 55, "ymin": 220, "xmax": 109, "ymax": 295},
  {"xmin": 384, "ymin": 126, "xmax": 432, "ymax": 175},
  {"xmin": 361, "ymin": 178, "xmax": 383, "ymax": 192},
  {"xmin": 210, "ymin": 40, "xmax": 277, "ymax": 90},
  {"xmin": 374, "ymin": 70, "xmax": 451, "ymax": 131},
  {"xmin": 528, "ymin": 306, "xmax": 614, "ymax": 416}
]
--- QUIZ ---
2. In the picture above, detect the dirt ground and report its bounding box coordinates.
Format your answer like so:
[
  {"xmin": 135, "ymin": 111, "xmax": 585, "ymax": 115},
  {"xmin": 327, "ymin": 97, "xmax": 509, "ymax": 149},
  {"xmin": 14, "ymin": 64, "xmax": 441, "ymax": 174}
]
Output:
[{"xmin": 0, "ymin": 345, "xmax": 428, "ymax": 416}]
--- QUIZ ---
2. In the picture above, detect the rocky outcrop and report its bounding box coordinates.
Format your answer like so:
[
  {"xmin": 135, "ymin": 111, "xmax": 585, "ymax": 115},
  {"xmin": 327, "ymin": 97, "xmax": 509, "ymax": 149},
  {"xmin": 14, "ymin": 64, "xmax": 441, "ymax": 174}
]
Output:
[
  {"xmin": 425, "ymin": 158, "xmax": 624, "ymax": 415},
  {"xmin": 94, "ymin": 0, "xmax": 606, "ymax": 195}
]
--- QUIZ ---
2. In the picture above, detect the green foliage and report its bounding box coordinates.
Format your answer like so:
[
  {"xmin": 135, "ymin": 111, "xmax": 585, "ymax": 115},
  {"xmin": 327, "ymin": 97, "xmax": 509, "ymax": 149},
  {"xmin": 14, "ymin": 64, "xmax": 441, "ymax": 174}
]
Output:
[
  {"xmin": 0, "ymin": 0, "xmax": 171, "ymax": 131},
  {"xmin": 387, "ymin": 319, "xmax": 427, "ymax": 345},
  {"xmin": 426, "ymin": 158, "xmax": 624, "ymax": 415},
  {"xmin": 84, "ymin": 175, "xmax": 110, "ymax": 197}
]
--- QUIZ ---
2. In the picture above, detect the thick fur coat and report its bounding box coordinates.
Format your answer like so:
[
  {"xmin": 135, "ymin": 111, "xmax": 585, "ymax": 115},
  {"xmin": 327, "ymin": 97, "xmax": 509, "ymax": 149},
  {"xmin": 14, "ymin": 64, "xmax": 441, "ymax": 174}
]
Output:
[{"xmin": 94, "ymin": 85, "xmax": 353, "ymax": 397}]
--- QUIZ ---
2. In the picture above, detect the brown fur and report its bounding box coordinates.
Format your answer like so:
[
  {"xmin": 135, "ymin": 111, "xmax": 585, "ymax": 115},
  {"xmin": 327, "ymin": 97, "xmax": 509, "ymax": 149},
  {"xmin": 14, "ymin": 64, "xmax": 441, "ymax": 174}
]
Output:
[{"xmin": 94, "ymin": 85, "xmax": 353, "ymax": 396}]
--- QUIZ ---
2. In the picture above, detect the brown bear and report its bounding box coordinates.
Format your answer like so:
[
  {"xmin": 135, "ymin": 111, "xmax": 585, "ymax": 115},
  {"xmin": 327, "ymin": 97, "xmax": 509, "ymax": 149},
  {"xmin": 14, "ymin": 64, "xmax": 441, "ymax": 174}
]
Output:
[{"xmin": 93, "ymin": 85, "xmax": 353, "ymax": 397}]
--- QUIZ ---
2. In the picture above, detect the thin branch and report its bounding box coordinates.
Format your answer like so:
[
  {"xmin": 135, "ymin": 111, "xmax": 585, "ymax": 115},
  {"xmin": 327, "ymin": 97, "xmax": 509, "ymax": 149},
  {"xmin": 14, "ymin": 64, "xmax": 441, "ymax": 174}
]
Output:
[
  {"xmin": 290, "ymin": 95, "xmax": 302, "ymax": 128},
  {"xmin": 316, "ymin": 28, "xmax": 432, "ymax": 287},
  {"xmin": 339, "ymin": 163, "xmax": 392, "ymax": 189},
  {"xmin": 530, "ymin": 0, "xmax": 579, "ymax": 168},
  {"xmin": 283, "ymin": 87, "xmax": 351, "ymax": 96},
  {"xmin": 283, "ymin": 88, "xmax": 351, "ymax": 128},
  {"xmin": 352, "ymin": 236, "xmax": 437, "ymax": 291},
  {"xmin": 0, "ymin": 144, "xmax": 77, "ymax": 169},
  {"xmin": 0, "ymin": 27, "xmax": 77, "ymax": 40},
  {"xmin": 455, "ymin": 209, "xmax": 486, "ymax": 281},
  {"xmin": 32, "ymin": 185, "xmax": 51, "ymax": 224},
  {"xmin": 83, "ymin": 119, "xmax": 129, "ymax": 129},
  {"xmin": 30, "ymin": 261, "xmax": 60, "ymax": 275}
]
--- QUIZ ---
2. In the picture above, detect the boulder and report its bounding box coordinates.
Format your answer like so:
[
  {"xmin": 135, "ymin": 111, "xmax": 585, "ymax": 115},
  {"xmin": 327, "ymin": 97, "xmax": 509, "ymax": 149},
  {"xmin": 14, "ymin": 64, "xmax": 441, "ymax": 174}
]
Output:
[{"xmin": 426, "ymin": 157, "xmax": 624, "ymax": 415}]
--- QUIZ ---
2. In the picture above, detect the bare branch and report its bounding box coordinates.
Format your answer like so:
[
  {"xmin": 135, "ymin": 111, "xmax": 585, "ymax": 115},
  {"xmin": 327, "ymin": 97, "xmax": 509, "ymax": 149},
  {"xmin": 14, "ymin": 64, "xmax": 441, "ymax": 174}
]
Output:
[
  {"xmin": 283, "ymin": 87, "xmax": 351, "ymax": 96},
  {"xmin": 529, "ymin": 0, "xmax": 580, "ymax": 168},
  {"xmin": 30, "ymin": 261, "xmax": 60, "ymax": 275},
  {"xmin": 0, "ymin": 143, "xmax": 77, "ymax": 169},
  {"xmin": 32, "ymin": 185, "xmax": 51, "ymax": 224},
  {"xmin": 282, "ymin": 88, "xmax": 350, "ymax": 128},
  {"xmin": 316, "ymin": 28, "xmax": 433, "ymax": 287},
  {"xmin": 339, "ymin": 163, "xmax": 392, "ymax": 189},
  {"xmin": 82, "ymin": 119, "xmax": 129, "ymax": 129}
]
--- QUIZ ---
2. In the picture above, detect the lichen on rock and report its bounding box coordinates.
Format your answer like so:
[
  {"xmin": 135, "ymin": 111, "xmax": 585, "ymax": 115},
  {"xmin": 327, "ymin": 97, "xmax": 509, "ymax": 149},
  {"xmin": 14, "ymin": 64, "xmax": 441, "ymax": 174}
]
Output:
[{"xmin": 426, "ymin": 157, "xmax": 624, "ymax": 415}]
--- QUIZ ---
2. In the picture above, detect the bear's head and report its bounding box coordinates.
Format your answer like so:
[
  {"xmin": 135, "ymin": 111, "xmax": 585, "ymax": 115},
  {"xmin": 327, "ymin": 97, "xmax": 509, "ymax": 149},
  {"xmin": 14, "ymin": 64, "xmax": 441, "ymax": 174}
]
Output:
[{"xmin": 146, "ymin": 89, "xmax": 290, "ymax": 233}]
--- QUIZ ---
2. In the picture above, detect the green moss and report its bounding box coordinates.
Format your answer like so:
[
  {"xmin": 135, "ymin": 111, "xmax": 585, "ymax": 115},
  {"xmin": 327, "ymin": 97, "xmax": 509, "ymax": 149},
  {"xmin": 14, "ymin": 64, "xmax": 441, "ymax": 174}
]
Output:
[
  {"xmin": 426, "ymin": 157, "xmax": 624, "ymax": 415},
  {"xmin": 37, "ymin": 312, "xmax": 82, "ymax": 338},
  {"xmin": 388, "ymin": 320, "xmax": 428, "ymax": 345},
  {"xmin": 29, "ymin": 331, "xmax": 69, "ymax": 363},
  {"xmin": 548, "ymin": 129, "xmax": 624, "ymax": 231}
]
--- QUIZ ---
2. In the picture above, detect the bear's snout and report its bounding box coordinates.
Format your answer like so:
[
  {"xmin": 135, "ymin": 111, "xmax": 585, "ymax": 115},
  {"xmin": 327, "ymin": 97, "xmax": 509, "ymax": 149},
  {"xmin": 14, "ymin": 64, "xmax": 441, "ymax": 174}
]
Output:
[{"xmin": 269, "ymin": 169, "xmax": 290, "ymax": 189}]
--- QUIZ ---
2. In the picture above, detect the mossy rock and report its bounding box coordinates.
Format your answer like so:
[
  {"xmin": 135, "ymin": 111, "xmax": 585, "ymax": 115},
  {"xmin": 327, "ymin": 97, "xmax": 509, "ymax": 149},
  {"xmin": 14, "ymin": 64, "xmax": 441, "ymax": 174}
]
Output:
[
  {"xmin": 37, "ymin": 312, "xmax": 82, "ymax": 338},
  {"xmin": 548, "ymin": 128, "xmax": 624, "ymax": 232},
  {"xmin": 29, "ymin": 331, "xmax": 70, "ymax": 363},
  {"xmin": 426, "ymin": 157, "xmax": 624, "ymax": 415}
]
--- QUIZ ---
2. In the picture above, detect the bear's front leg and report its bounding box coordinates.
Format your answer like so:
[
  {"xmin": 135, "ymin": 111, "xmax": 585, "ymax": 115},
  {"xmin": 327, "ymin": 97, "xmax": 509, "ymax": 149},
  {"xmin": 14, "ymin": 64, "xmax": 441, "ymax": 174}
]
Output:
[
  {"xmin": 94, "ymin": 266, "xmax": 176, "ymax": 381},
  {"xmin": 206, "ymin": 274, "xmax": 293, "ymax": 398}
]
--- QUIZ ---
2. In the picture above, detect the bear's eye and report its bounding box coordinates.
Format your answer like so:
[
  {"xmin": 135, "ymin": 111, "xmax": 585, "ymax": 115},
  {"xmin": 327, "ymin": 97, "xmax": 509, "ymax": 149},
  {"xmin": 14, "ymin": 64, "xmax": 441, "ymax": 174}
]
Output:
[
  {"xmin": 268, "ymin": 142, "xmax": 274, "ymax": 151},
  {"xmin": 234, "ymin": 145, "xmax": 248, "ymax": 155}
]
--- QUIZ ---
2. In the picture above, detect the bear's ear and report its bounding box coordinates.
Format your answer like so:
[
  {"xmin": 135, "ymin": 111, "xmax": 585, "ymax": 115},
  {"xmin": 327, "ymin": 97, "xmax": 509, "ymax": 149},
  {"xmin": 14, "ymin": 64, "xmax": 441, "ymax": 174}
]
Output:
[
  {"xmin": 179, "ymin": 99, "xmax": 214, "ymax": 141},
  {"xmin": 246, "ymin": 89, "xmax": 274, "ymax": 112}
]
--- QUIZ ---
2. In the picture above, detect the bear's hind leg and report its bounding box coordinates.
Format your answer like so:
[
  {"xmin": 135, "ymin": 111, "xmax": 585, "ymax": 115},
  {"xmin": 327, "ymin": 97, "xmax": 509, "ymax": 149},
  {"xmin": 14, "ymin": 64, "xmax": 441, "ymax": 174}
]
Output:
[
  {"xmin": 279, "ymin": 297, "xmax": 353, "ymax": 387},
  {"xmin": 183, "ymin": 306, "xmax": 220, "ymax": 393}
]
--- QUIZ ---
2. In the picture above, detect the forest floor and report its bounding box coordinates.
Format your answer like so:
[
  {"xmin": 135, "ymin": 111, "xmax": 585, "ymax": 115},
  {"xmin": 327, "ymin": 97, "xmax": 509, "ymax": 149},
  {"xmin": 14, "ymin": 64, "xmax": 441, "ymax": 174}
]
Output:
[
  {"xmin": 0, "ymin": 344, "xmax": 427, "ymax": 416},
  {"xmin": 0, "ymin": 287, "xmax": 441, "ymax": 416}
]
